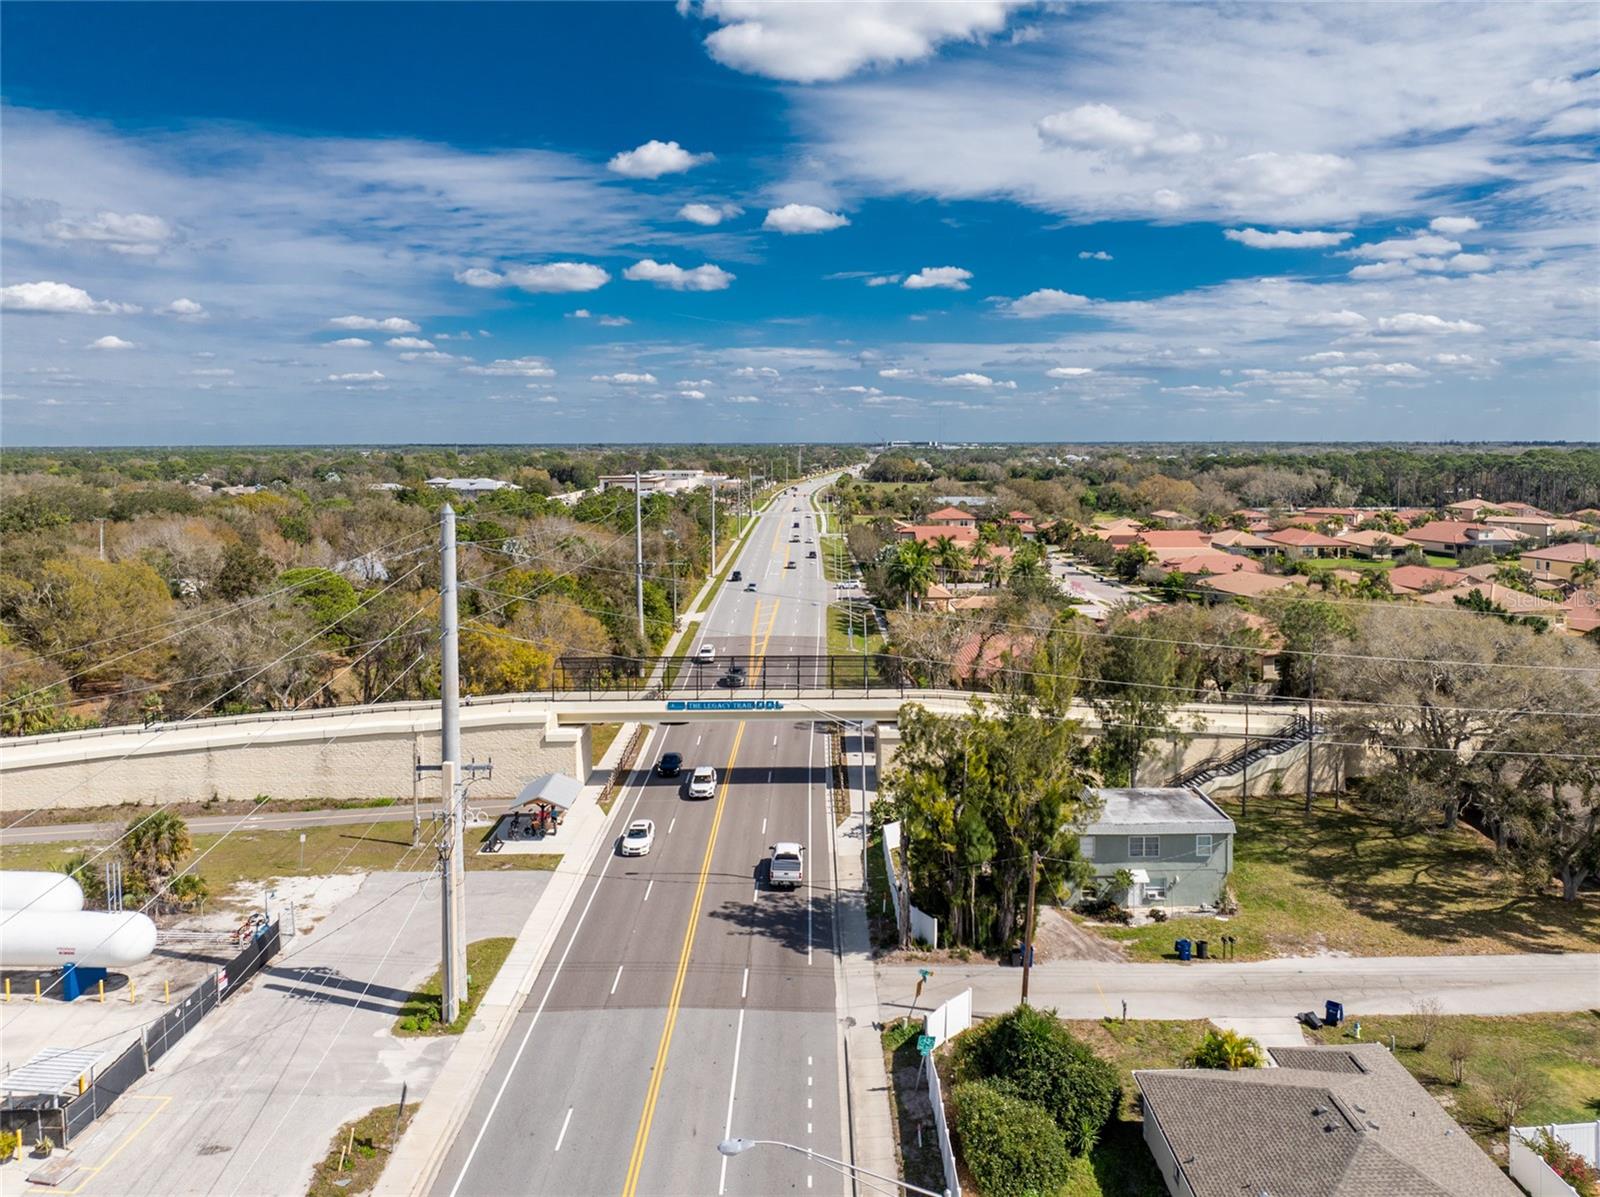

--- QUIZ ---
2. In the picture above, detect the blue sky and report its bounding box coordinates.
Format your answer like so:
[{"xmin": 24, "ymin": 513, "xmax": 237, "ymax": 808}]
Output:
[{"xmin": 3, "ymin": 1, "xmax": 1597, "ymax": 445}]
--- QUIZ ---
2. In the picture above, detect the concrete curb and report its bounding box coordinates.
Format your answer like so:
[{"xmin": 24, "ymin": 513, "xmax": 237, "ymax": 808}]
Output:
[{"xmin": 376, "ymin": 721, "xmax": 648, "ymax": 1197}]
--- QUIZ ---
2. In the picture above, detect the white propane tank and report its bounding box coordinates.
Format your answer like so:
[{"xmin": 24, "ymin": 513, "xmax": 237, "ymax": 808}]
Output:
[
  {"xmin": 0, "ymin": 870, "xmax": 86, "ymax": 914},
  {"xmin": 0, "ymin": 910, "xmax": 157, "ymax": 968}
]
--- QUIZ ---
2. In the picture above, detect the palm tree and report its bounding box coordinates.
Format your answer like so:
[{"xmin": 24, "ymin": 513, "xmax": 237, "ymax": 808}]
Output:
[
  {"xmin": 886, "ymin": 540, "xmax": 936, "ymax": 610},
  {"xmin": 121, "ymin": 810, "xmax": 193, "ymax": 896},
  {"xmin": 1190, "ymin": 1028, "xmax": 1264, "ymax": 1070},
  {"xmin": 1009, "ymin": 544, "xmax": 1046, "ymax": 589},
  {"xmin": 929, "ymin": 535, "xmax": 969, "ymax": 583},
  {"xmin": 1572, "ymin": 557, "xmax": 1599, "ymax": 588}
]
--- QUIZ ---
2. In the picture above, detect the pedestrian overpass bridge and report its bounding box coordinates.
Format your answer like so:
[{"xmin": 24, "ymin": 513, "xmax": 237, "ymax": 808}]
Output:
[{"xmin": 1, "ymin": 654, "xmax": 1307, "ymax": 813}]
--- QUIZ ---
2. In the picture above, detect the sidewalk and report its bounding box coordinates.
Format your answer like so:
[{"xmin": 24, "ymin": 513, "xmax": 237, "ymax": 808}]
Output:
[
  {"xmin": 375, "ymin": 719, "xmax": 646, "ymax": 1197},
  {"xmin": 831, "ymin": 724, "xmax": 899, "ymax": 1190}
]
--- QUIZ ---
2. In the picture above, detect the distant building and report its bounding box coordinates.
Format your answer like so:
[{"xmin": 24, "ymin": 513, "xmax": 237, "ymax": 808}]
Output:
[
  {"xmin": 1524, "ymin": 542, "xmax": 1600, "ymax": 583},
  {"xmin": 933, "ymin": 495, "xmax": 992, "ymax": 509},
  {"xmin": 426, "ymin": 477, "xmax": 522, "ymax": 500},
  {"xmin": 1407, "ymin": 520, "xmax": 1522, "ymax": 558},
  {"xmin": 367, "ymin": 482, "xmax": 405, "ymax": 493},
  {"xmin": 597, "ymin": 470, "xmax": 727, "ymax": 496}
]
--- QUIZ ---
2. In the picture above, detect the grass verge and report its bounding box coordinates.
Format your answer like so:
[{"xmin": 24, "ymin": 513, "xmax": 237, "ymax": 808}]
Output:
[
  {"xmin": 393, "ymin": 937, "xmax": 515, "ymax": 1035},
  {"xmin": 3, "ymin": 795, "xmax": 402, "ymax": 831},
  {"xmin": 590, "ymin": 722, "xmax": 622, "ymax": 762},
  {"xmin": 882, "ymin": 1020, "xmax": 950, "ymax": 1197},
  {"xmin": 1308, "ymin": 1011, "xmax": 1600, "ymax": 1156},
  {"xmin": 865, "ymin": 825, "xmax": 899, "ymax": 950},
  {"xmin": 1, "ymin": 820, "xmax": 560, "ymax": 891},
  {"xmin": 1089, "ymin": 795, "xmax": 1599, "ymax": 960},
  {"xmin": 306, "ymin": 1102, "xmax": 418, "ymax": 1197}
]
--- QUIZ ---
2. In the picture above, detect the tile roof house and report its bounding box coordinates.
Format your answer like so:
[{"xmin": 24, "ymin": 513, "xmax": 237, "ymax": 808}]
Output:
[
  {"xmin": 1417, "ymin": 583, "xmax": 1566, "ymax": 625},
  {"xmin": 1522, "ymin": 541, "xmax": 1600, "ymax": 582},
  {"xmin": 1168, "ymin": 551, "xmax": 1265, "ymax": 577},
  {"xmin": 1136, "ymin": 1043, "xmax": 1520, "ymax": 1197},
  {"xmin": 1387, "ymin": 565, "xmax": 1463, "ymax": 594},
  {"xmin": 1262, "ymin": 527, "xmax": 1349, "ymax": 558},
  {"xmin": 1334, "ymin": 528, "xmax": 1420, "ymax": 559},
  {"xmin": 950, "ymin": 631, "xmax": 1037, "ymax": 683},
  {"xmin": 1482, "ymin": 514, "xmax": 1582, "ymax": 544},
  {"xmin": 925, "ymin": 506, "xmax": 978, "ymax": 528},
  {"xmin": 1406, "ymin": 521, "xmax": 1522, "ymax": 558},
  {"xmin": 892, "ymin": 520, "xmax": 978, "ymax": 546},
  {"xmin": 1208, "ymin": 529, "xmax": 1277, "ymax": 554},
  {"xmin": 1445, "ymin": 497, "xmax": 1496, "ymax": 519},
  {"xmin": 1194, "ymin": 571, "xmax": 1307, "ymax": 598},
  {"xmin": 1137, "ymin": 530, "xmax": 1214, "ymax": 553},
  {"xmin": 1563, "ymin": 588, "xmax": 1600, "ymax": 635}
]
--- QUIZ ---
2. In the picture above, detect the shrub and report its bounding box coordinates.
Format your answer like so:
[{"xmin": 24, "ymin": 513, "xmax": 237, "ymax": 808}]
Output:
[
  {"xmin": 955, "ymin": 1004, "xmax": 1120, "ymax": 1155},
  {"xmin": 1524, "ymin": 1128, "xmax": 1600, "ymax": 1197},
  {"xmin": 0, "ymin": 1127, "xmax": 21, "ymax": 1160},
  {"xmin": 1149, "ymin": 907, "xmax": 1168, "ymax": 923},
  {"xmin": 950, "ymin": 1080, "xmax": 1072, "ymax": 1197},
  {"xmin": 1189, "ymin": 1028, "xmax": 1263, "ymax": 1070}
]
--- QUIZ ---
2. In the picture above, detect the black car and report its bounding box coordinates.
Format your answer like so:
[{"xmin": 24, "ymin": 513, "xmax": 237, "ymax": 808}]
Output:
[
  {"xmin": 730, "ymin": 570, "xmax": 742, "ymax": 582},
  {"xmin": 656, "ymin": 752, "xmax": 683, "ymax": 777},
  {"xmin": 718, "ymin": 663, "xmax": 748, "ymax": 689}
]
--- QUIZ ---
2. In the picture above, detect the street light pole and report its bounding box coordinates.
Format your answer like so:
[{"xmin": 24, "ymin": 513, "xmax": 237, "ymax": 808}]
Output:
[{"xmin": 718, "ymin": 1138, "xmax": 948, "ymax": 1197}]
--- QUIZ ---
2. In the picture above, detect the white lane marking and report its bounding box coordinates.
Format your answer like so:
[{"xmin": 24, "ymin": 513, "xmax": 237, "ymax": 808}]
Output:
[
  {"xmin": 610, "ymin": 965, "xmax": 624, "ymax": 995},
  {"xmin": 761, "ymin": 816, "xmax": 767, "ymax": 836},
  {"xmin": 807, "ymin": 1075, "xmax": 813, "ymax": 1087},
  {"xmin": 668, "ymin": 817, "xmax": 676, "ymax": 834},
  {"xmin": 696, "ymin": 734, "xmax": 703, "ymax": 747},
  {"xmin": 807, "ymin": 1122, "xmax": 812, "ymax": 1135},
  {"xmin": 554, "ymin": 1106, "xmax": 574, "ymax": 1152},
  {"xmin": 807, "ymin": 1097, "xmax": 813, "ymax": 1109},
  {"xmin": 644, "ymin": 879, "xmax": 654, "ymax": 902},
  {"xmin": 808, "ymin": 1056, "xmax": 813, "ymax": 1066},
  {"xmin": 741, "ymin": 967, "xmax": 749, "ymax": 999},
  {"xmin": 443, "ymin": 741, "xmax": 650, "ymax": 1197},
  {"xmin": 772, "ymin": 735, "xmax": 778, "ymax": 747},
  {"xmin": 717, "ymin": 1006, "xmax": 748, "ymax": 1196},
  {"xmin": 807, "ymin": 1176, "xmax": 813, "ymax": 1189}
]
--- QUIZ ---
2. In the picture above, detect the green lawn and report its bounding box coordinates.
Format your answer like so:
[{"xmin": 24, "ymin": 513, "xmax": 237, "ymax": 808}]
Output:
[
  {"xmin": 1090, "ymin": 796, "xmax": 1600, "ymax": 961},
  {"xmin": 1309, "ymin": 1012, "xmax": 1600, "ymax": 1154},
  {"xmin": 590, "ymin": 722, "xmax": 622, "ymax": 762},
  {"xmin": 0, "ymin": 819, "xmax": 560, "ymax": 896},
  {"xmin": 393, "ymin": 936, "xmax": 515, "ymax": 1035},
  {"xmin": 1296, "ymin": 556, "xmax": 1396, "ymax": 573}
]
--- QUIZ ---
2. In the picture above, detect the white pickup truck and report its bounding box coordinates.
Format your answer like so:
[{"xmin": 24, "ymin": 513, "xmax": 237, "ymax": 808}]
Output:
[{"xmin": 767, "ymin": 842, "xmax": 805, "ymax": 890}]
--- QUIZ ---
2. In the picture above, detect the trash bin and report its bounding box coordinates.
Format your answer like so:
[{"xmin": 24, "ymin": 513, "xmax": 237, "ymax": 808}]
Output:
[
  {"xmin": 1175, "ymin": 938, "xmax": 1192, "ymax": 962},
  {"xmin": 1196, "ymin": 940, "xmax": 1209, "ymax": 960},
  {"xmin": 1009, "ymin": 944, "xmax": 1034, "ymax": 967},
  {"xmin": 1324, "ymin": 1000, "xmax": 1344, "ymax": 1026}
]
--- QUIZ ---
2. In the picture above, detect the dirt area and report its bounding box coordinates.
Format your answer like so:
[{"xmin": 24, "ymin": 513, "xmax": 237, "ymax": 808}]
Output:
[{"xmin": 1032, "ymin": 906, "xmax": 1128, "ymax": 963}]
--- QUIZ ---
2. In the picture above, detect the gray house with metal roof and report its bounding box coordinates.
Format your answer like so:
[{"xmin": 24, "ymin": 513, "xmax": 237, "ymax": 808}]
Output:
[
  {"xmin": 1077, "ymin": 787, "xmax": 1235, "ymax": 910},
  {"xmin": 1135, "ymin": 1043, "xmax": 1519, "ymax": 1196}
]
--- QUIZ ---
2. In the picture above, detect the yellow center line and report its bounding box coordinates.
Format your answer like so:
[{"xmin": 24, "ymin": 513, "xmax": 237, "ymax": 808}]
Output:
[{"xmin": 619, "ymin": 720, "xmax": 747, "ymax": 1197}]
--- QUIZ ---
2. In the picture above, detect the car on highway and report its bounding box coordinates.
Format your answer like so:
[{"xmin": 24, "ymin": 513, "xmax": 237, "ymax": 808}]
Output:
[
  {"xmin": 656, "ymin": 752, "xmax": 683, "ymax": 777},
  {"xmin": 785, "ymin": 560, "xmax": 797, "ymax": 569},
  {"xmin": 687, "ymin": 766, "xmax": 717, "ymax": 799},
  {"xmin": 695, "ymin": 644, "xmax": 716, "ymax": 664},
  {"xmin": 719, "ymin": 665, "xmax": 747, "ymax": 687},
  {"xmin": 744, "ymin": 581, "xmax": 756, "ymax": 591},
  {"xmin": 767, "ymin": 842, "xmax": 805, "ymax": 889},
  {"xmin": 793, "ymin": 521, "xmax": 800, "ymax": 528},
  {"xmin": 619, "ymin": 819, "xmax": 655, "ymax": 856},
  {"xmin": 730, "ymin": 569, "xmax": 742, "ymax": 582},
  {"xmin": 807, "ymin": 550, "xmax": 817, "ymax": 558}
]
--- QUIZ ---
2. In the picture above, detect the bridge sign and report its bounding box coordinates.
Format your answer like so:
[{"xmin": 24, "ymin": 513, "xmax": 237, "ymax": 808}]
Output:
[{"xmin": 664, "ymin": 700, "xmax": 786, "ymax": 712}]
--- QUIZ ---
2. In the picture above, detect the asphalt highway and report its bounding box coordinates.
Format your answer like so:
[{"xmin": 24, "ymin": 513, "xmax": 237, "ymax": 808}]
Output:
[{"xmin": 434, "ymin": 478, "xmax": 848, "ymax": 1197}]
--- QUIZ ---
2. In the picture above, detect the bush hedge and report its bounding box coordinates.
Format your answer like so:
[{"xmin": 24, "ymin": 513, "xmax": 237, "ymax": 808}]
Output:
[
  {"xmin": 955, "ymin": 1003, "xmax": 1121, "ymax": 1155},
  {"xmin": 950, "ymin": 1080, "xmax": 1073, "ymax": 1197}
]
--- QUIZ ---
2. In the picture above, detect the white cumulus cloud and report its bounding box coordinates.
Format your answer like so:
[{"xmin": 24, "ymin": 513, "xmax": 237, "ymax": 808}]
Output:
[
  {"xmin": 1430, "ymin": 216, "xmax": 1482, "ymax": 236},
  {"xmin": 733, "ymin": 366, "xmax": 780, "ymax": 379},
  {"xmin": 2, "ymin": 281, "xmax": 140, "ymax": 315},
  {"xmin": 387, "ymin": 336, "xmax": 435, "ymax": 350},
  {"xmin": 940, "ymin": 372, "xmax": 1014, "ymax": 388},
  {"xmin": 1225, "ymin": 228, "xmax": 1352, "ymax": 249},
  {"xmin": 1002, "ymin": 288, "xmax": 1091, "ymax": 318},
  {"xmin": 328, "ymin": 337, "xmax": 372, "ymax": 348},
  {"xmin": 591, "ymin": 372, "xmax": 658, "ymax": 385},
  {"xmin": 462, "ymin": 357, "xmax": 557, "ymax": 377},
  {"xmin": 323, "ymin": 371, "xmax": 385, "ymax": 383},
  {"xmin": 763, "ymin": 203, "xmax": 850, "ymax": 234},
  {"xmin": 45, "ymin": 211, "xmax": 173, "ymax": 256},
  {"xmin": 162, "ymin": 297, "xmax": 207, "ymax": 318},
  {"xmin": 1046, "ymin": 367, "xmax": 1095, "ymax": 378},
  {"xmin": 329, "ymin": 315, "xmax": 420, "ymax": 333},
  {"xmin": 866, "ymin": 274, "xmax": 902, "ymax": 286},
  {"xmin": 1078, "ymin": 250, "xmax": 1113, "ymax": 261},
  {"xmin": 903, "ymin": 266, "xmax": 972, "ymax": 291},
  {"xmin": 87, "ymin": 335, "xmax": 136, "ymax": 350},
  {"xmin": 686, "ymin": 0, "xmax": 1019, "ymax": 83},
  {"xmin": 454, "ymin": 262, "xmax": 610, "ymax": 293},
  {"xmin": 623, "ymin": 259, "xmax": 735, "ymax": 291},
  {"xmin": 607, "ymin": 139, "xmax": 713, "ymax": 179},
  {"xmin": 678, "ymin": 202, "xmax": 742, "ymax": 226},
  {"xmin": 1375, "ymin": 312, "xmax": 1485, "ymax": 335}
]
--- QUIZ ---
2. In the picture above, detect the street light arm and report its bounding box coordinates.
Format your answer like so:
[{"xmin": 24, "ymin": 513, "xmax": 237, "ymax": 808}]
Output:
[{"xmin": 718, "ymin": 1138, "xmax": 947, "ymax": 1197}]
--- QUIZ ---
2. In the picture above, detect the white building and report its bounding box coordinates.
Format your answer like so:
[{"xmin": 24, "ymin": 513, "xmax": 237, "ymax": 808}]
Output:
[
  {"xmin": 597, "ymin": 470, "xmax": 727, "ymax": 496},
  {"xmin": 425, "ymin": 477, "xmax": 522, "ymax": 500}
]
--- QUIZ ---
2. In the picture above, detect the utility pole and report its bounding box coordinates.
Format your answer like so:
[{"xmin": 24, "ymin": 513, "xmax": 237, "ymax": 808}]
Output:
[
  {"xmin": 95, "ymin": 518, "xmax": 107, "ymax": 561},
  {"xmin": 634, "ymin": 472, "xmax": 645, "ymax": 640},
  {"xmin": 1021, "ymin": 850, "xmax": 1040, "ymax": 1004},
  {"xmin": 709, "ymin": 477, "xmax": 718, "ymax": 576},
  {"xmin": 1304, "ymin": 651, "xmax": 1316, "ymax": 815},
  {"xmin": 437, "ymin": 505, "xmax": 467, "ymax": 1024}
]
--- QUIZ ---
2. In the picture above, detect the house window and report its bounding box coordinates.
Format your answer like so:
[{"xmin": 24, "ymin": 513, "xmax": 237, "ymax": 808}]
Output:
[
  {"xmin": 1079, "ymin": 836, "xmax": 1095, "ymax": 860},
  {"xmin": 1195, "ymin": 834, "xmax": 1214, "ymax": 858},
  {"xmin": 1129, "ymin": 835, "xmax": 1159, "ymax": 858}
]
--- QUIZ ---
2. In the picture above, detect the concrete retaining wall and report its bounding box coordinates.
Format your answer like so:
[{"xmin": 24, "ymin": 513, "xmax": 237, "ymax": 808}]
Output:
[{"xmin": 1, "ymin": 700, "xmax": 590, "ymax": 812}]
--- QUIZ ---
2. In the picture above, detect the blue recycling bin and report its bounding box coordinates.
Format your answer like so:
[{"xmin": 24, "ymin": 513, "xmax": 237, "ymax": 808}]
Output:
[
  {"xmin": 1175, "ymin": 938, "xmax": 1192, "ymax": 962},
  {"xmin": 1324, "ymin": 1000, "xmax": 1344, "ymax": 1026}
]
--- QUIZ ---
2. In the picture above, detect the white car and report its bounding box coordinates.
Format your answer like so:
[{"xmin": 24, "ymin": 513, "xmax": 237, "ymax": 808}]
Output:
[
  {"xmin": 619, "ymin": 819, "xmax": 655, "ymax": 856},
  {"xmin": 687, "ymin": 765, "xmax": 717, "ymax": 799},
  {"xmin": 694, "ymin": 644, "xmax": 716, "ymax": 664}
]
